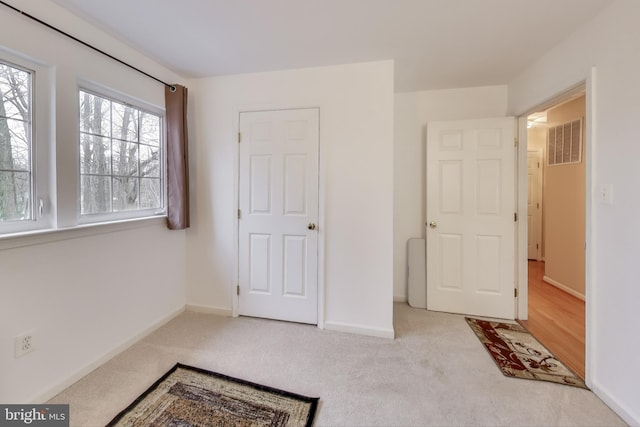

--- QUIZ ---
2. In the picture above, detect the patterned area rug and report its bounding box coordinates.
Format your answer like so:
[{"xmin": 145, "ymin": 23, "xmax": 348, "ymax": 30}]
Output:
[
  {"xmin": 107, "ymin": 363, "xmax": 319, "ymax": 426},
  {"xmin": 465, "ymin": 317, "xmax": 587, "ymax": 389}
]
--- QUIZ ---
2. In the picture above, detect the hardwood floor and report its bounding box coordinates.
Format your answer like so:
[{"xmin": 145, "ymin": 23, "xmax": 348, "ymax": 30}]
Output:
[{"xmin": 519, "ymin": 260, "xmax": 585, "ymax": 379}]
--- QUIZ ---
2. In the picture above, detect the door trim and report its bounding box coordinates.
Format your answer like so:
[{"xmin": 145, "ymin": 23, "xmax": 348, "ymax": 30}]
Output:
[
  {"xmin": 515, "ymin": 71, "xmax": 594, "ymax": 387},
  {"xmin": 527, "ymin": 148, "xmax": 543, "ymax": 261},
  {"xmin": 232, "ymin": 105, "xmax": 325, "ymax": 329}
]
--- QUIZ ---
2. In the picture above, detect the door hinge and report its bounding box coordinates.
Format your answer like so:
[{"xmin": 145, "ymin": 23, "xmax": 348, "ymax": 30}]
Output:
[
  {"xmin": 238, "ymin": 132, "xmax": 242, "ymax": 143},
  {"xmin": 514, "ymin": 137, "xmax": 518, "ymax": 147},
  {"xmin": 514, "ymin": 288, "xmax": 518, "ymax": 298},
  {"xmin": 237, "ymin": 209, "xmax": 241, "ymax": 219},
  {"xmin": 536, "ymin": 243, "xmax": 539, "ymax": 249},
  {"xmin": 237, "ymin": 285, "xmax": 240, "ymax": 296},
  {"xmin": 514, "ymin": 212, "xmax": 518, "ymax": 222}
]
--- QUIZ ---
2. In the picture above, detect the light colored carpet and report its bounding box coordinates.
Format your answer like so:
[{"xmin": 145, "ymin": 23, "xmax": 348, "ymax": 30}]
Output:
[{"xmin": 48, "ymin": 303, "xmax": 626, "ymax": 426}]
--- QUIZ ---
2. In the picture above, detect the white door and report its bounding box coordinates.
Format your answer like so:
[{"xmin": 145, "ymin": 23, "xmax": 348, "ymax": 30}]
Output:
[
  {"xmin": 527, "ymin": 150, "xmax": 543, "ymax": 260},
  {"xmin": 426, "ymin": 118, "xmax": 516, "ymax": 319},
  {"xmin": 238, "ymin": 108, "xmax": 319, "ymax": 324}
]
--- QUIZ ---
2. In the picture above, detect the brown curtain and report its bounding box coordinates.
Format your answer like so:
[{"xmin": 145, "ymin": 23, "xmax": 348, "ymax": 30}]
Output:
[{"xmin": 165, "ymin": 84, "xmax": 190, "ymax": 230}]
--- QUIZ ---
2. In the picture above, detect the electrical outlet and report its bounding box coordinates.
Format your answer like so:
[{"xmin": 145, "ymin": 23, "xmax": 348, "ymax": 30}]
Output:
[{"xmin": 14, "ymin": 332, "xmax": 35, "ymax": 358}]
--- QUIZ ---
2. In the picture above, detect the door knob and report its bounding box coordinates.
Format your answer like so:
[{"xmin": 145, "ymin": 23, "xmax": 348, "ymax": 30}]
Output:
[
  {"xmin": 429, "ymin": 221, "xmax": 437, "ymax": 229},
  {"xmin": 308, "ymin": 223, "xmax": 317, "ymax": 231}
]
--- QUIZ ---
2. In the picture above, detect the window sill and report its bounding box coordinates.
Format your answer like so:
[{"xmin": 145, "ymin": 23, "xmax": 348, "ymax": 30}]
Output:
[{"xmin": 0, "ymin": 216, "xmax": 168, "ymax": 252}]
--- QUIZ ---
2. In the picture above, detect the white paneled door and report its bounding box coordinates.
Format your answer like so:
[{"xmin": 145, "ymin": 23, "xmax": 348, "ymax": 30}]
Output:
[
  {"xmin": 426, "ymin": 118, "xmax": 516, "ymax": 319},
  {"xmin": 238, "ymin": 109, "xmax": 319, "ymax": 324}
]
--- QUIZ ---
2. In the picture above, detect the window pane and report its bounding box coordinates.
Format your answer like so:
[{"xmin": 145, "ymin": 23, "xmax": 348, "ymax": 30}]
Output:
[
  {"xmin": 1, "ymin": 117, "xmax": 30, "ymax": 171},
  {"xmin": 79, "ymin": 88, "xmax": 163, "ymax": 219},
  {"xmin": 5, "ymin": 118, "xmax": 30, "ymax": 171},
  {"xmin": 113, "ymin": 177, "xmax": 138, "ymax": 211},
  {"xmin": 80, "ymin": 134, "xmax": 110, "ymax": 174},
  {"xmin": 140, "ymin": 178, "xmax": 161, "ymax": 209},
  {"xmin": 139, "ymin": 144, "xmax": 160, "ymax": 177},
  {"xmin": 112, "ymin": 141, "xmax": 138, "ymax": 177},
  {"xmin": 1, "ymin": 87, "xmax": 25, "ymax": 120},
  {"xmin": 140, "ymin": 112, "xmax": 160, "ymax": 146},
  {"xmin": 79, "ymin": 92, "xmax": 110, "ymax": 136},
  {"xmin": 0, "ymin": 171, "xmax": 31, "ymax": 220},
  {"xmin": 1, "ymin": 62, "xmax": 31, "ymax": 225},
  {"xmin": 81, "ymin": 175, "xmax": 111, "ymax": 214},
  {"xmin": 0, "ymin": 64, "xmax": 30, "ymax": 120},
  {"xmin": 112, "ymin": 102, "xmax": 138, "ymax": 142}
]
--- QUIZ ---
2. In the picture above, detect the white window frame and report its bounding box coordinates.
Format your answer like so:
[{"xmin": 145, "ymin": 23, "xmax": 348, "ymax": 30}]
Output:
[
  {"xmin": 77, "ymin": 83, "xmax": 166, "ymax": 225},
  {"xmin": 0, "ymin": 50, "xmax": 53, "ymax": 236}
]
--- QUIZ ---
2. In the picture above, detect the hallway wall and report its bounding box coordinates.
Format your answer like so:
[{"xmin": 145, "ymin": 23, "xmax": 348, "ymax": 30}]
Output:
[{"xmin": 544, "ymin": 97, "xmax": 586, "ymax": 297}]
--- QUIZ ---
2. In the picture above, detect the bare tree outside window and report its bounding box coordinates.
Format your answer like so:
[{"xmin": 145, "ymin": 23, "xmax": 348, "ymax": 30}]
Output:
[
  {"xmin": 79, "ymin": 90, "xmax": 162, "ymax": 216},
  {"xmin": 0, "ymin": 61, "xmax": 32, "ymax": 222}
]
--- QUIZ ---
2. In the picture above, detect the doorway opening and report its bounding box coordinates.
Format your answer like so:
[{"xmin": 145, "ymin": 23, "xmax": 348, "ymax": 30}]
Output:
[{"xmin": 518, "ymin": 91, "xmax": 587, "ymax": 379}]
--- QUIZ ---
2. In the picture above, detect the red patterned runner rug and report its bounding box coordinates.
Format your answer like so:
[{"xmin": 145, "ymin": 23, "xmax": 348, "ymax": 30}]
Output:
[{"xmin": 465, "ymin": 317, "xmax": 587, "ymax": 389}]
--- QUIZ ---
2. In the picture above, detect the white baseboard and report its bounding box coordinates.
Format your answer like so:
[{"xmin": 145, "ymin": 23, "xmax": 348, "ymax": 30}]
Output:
[
  {"xmin": 324, "ymin": 320, "xmax": 395, "ymax": 339},
  {"xmin": 30, "ymin": 305, "xmax": 185, "ymax": 404},
  {"xmin": 185, "ymin": 304, "xmax": 233, "ymax": 317},
  {"xmin": 591, "ymin": 380, "xmax": 640, "ymax": 426},
  {"xmin": 543, "ymin": 275, "xmax": 586, "ymax": 301}
]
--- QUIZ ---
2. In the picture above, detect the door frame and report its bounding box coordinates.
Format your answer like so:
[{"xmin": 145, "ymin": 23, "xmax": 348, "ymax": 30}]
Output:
[
  {"xmin": 515, "ymin": 70, "xmax": 594, "ymax": 386},
  {"xmin": 232, "ymin": 105, "xmax": 325, "ymax": 328},
  {"xmin": 527, "ymin": 148, "xmax": 543, "ymax": 261}
]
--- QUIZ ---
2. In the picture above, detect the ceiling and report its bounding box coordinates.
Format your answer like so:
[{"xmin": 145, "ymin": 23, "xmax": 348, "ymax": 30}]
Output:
[{"xmin": 49, "ymin": 0, "xmax": 612, "ymax": 92}]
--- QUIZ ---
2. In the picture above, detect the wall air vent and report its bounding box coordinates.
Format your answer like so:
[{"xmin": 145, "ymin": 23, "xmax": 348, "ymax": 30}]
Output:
[{"xmin": 547, "ymin": 118, "xmax": 582, "ymax": 166}]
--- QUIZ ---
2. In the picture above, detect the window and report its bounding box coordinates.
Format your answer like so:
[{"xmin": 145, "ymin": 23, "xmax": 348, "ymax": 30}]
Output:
[
  {"xmin": 1, "ymin": 50, "xmax": 162, "ymax": 239},
  {"xmin": 79, "ymin": 89, "xmax": 164, "ymax": 220},
  {"xmin": 0, "ymin": 60, "xmax": 32, "ymax": 223}
]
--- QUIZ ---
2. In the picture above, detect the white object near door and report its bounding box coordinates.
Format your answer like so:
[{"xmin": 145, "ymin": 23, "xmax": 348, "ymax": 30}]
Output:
[
  {"xmin": 426, "ymin": 117, "xmax": 516, "ymax": 320},
  {"xmin": 527, "ymin": 150, "xmax": 543, "ymax": 260},
  {"xmin": 238, "ymin": 108, "xmax": 319, "ymax": 324},
  {"xmin": 407, "ymin": 238, "xmax": 426, "ymax": 309}
]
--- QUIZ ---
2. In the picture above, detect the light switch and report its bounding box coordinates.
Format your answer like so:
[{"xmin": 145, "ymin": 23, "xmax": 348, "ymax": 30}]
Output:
[{"xmin": 599, "ymin": 184, "xmax": 613, "ymax": 205}]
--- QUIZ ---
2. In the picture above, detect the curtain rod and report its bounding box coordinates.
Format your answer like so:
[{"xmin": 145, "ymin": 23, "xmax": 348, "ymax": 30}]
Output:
[{"xmin": 0, "ymin": 0, "xmax": 176, "ymax": 92}]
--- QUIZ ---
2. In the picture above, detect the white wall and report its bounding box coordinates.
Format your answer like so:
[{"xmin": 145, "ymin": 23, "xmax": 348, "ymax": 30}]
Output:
[
  {"xmin": 0, "ymin": 0, "xmax": 187, "ymax": 403},
  {"xmin": 187, "ymin": 61, "xmax": 395, "ymax": 338},
  {"xmin": 0, "ymin": 225, "xmax": 186, "ymax": 403},
  {"xmin": 393, "ymin": 86, "xmax": 508, "ymax": 301},
  {"xmin": 509, "ymin": 1, "xmax": 640, "ymax": 424}
]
